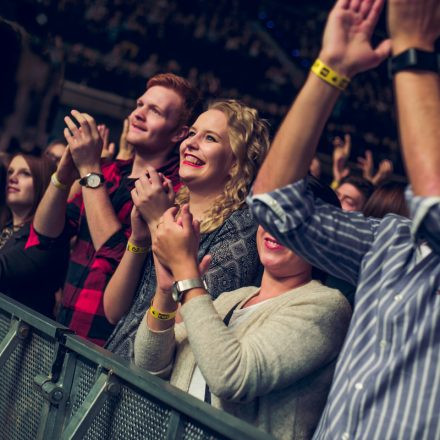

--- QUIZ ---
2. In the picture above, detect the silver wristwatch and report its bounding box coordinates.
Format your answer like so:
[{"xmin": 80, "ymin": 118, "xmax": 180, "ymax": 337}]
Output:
[
  {"xmin": 79, "ymin": 172, "xmax": 105, "ymax": 188},
  {"xmin": 172, "ymin": 278, "xmax": 207, "ymax": 303}
]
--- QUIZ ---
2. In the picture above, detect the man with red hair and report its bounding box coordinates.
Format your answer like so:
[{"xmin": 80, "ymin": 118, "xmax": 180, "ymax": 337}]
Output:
[{"xmin": 32, "ymin": 73, "xmax": 199, "ymax": 346}]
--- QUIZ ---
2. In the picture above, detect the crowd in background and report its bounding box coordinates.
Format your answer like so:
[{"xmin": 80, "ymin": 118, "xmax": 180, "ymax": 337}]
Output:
[
  {"xmin": 0, "ymin": 0, "xmax": 438, "ymax": 439},
  {"xmin": 0, "ymin": 0, "xmax": 401, "ymax": 173}
]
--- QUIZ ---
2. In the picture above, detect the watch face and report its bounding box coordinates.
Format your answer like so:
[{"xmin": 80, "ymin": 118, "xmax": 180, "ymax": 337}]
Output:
[{"xmin": 87, "ymin": 174, "xmax": 102, "ymax": 188}]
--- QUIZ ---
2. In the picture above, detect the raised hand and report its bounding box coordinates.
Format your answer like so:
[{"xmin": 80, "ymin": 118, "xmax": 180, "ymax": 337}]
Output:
[
  {"xmin": 98, "ymin": 124, "xmax": 116, "ymax": 161},
  {"xmin": 63, "ymin": 109, "xmax": 103, "ymax": 176},
  {"xmin": 154, "ymin": 252, "xmax": 211, "ymax": 294},
  {"xmin": 116, "ymin": 118, "xmax": 134, "ymax": 161},
  {"xmin": 147, "ymin": 211, "xmax": 212, "ymax": 330},
  {"xmin": 131, "ymin": 165, "xmax": 175, "ymax": 230},
  {"xmin": 319, "ymin": 0, "xmax": 392, "ymax": 78},
  {"xmin": 332, "ymin": 134, "xmax": 351, "ymax": 183},
  {"xmin": 387, "ymin": 0, "xmax": 440, "ymax": 54},
  {"xmin": 130, "ymin": 205, "xmax": 150, "ymax": 244},
  {"xmin": 153, "ymin": 205, "xmax": 201, "ymax": 276},
  {"xmin": 56, "ymin": 145, "xmax": 79, "ymax": 186},
  {"xmin": 358, "ymin": 150, "xmax": 393, "ymax": 186},
  {"xmin": 357, "ymin": 149, "xmax": 374, "ymax": 181},
  {"xmin": 372, "ymin": 159, "xmax": 393, "ymax": 186}
]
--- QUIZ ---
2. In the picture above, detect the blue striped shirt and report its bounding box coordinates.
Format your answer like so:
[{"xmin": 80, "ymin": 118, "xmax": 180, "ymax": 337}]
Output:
[{"xmin": 248, "ymin": 178, "xmax": 440, "ymax": 440}]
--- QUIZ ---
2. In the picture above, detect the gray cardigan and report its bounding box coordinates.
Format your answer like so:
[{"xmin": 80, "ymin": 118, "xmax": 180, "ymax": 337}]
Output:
[{"xmin": 134, "ymin": 281, "xmax": 352, "ymax": 440}]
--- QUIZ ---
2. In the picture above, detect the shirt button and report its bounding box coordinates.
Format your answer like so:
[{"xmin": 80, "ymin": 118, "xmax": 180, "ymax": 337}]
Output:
[
  {"xmin": 342, "ymin": 433, "xmax": 350, "ymax": 440},
  {"xmin": 380, "ymin": 340, "xmax": 387, "ymax": 348},
  {"xmin": 394, "ymin": 294, "xmax": 403, "ymax": 301},
  {"xmin": 355, "ymin": 382, "xmax": 363, "ymax": 390}
]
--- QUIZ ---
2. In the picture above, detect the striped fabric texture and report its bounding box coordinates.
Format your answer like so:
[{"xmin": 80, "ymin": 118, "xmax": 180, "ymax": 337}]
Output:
[{"xmin": 248, "ymin": 178, "xmax": 440, "ymax": 440}]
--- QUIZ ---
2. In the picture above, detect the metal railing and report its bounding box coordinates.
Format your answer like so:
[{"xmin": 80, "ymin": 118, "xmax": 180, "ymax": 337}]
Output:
[{"xmin": 0, "ymin": 293, "xmax": 274, "ymax": 440}]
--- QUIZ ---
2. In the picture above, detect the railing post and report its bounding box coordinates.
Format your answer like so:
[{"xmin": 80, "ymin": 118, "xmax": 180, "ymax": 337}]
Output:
[
  {"xmin": 0, "ymin": 318, "xmax": 29, "ymax": 369},
  {"xmin": 35, "ymin": 345, "xmax": 77, "ymax": 440},
  {"xmin": 61, "ymin": 370, "xmax": 121, "ymax": 440},
  {"xmin": 166, "ymin": 411, "xmax": 185, "ymax": 440}
]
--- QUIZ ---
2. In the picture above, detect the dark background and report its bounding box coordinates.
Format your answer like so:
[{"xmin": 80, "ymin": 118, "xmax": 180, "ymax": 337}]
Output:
[{"xmin": 0, "ymin": 0, "xmax": 404, "ymax": 179}]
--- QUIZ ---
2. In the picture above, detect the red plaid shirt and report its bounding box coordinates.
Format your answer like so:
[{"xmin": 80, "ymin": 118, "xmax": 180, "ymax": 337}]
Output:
[{"xmin": 29, "ymin": 156, "xmax": 181, "ymax": 346}]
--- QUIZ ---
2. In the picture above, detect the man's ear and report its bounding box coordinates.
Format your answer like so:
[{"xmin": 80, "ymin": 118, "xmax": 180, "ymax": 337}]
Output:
[{"xmin": 171, "ymin": 125, "xmax": 189, "ymax": 144}]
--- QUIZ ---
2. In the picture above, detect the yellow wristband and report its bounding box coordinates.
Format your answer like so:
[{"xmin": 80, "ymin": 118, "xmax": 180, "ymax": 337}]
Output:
[
  {"xmin": 150, "ymin": 306, "xmax": 176, "ymax": 321},
  {"xmin": 51, "ymin": 173, "xmax": 68, "ymax": 191},
  {"xmin": 126, "ymin": 241, "xmax": 148, "ymax": 254},
  {"xmin": 311, "ymin": 59, "xmax": 350, "ymax": 91},
  {"xmin": 330, "ymin": 179, "xmax": 340, "ymax": 190}
]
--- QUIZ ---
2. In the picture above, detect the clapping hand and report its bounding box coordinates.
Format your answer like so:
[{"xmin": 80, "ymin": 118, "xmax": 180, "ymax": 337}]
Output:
[
  {"xmin": 55, "ymin": 146, "xmax": 79, "ymax": 187},
  {"xmin": 131, "ymin": 165, "xmax": 175, "ymax": 230},
  {"xmin": 153, "ymin": 205, "xmax": 207, "ymax": 278},
  {"xmin": 130, "ymin": 205, "xmax": 150, "ymax": 245},
  {"xmin": 98, "ymin": 124, "xmax": 116, "ymax": 161},
  {"xmin": 64, "ymin": 110, "xmax": 103, "ymax": 176},
  {"xmin": 116, "ymin": 118, "xmax": 134, "ymax": 161}
]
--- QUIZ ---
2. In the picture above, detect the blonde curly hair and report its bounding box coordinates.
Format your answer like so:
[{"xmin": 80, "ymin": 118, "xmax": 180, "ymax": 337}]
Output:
[{"xmin": 176, "ymin": 99, "xmax": 270, "ymax": 233}]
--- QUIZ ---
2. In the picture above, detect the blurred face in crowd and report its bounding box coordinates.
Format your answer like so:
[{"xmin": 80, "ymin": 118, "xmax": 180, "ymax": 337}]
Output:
[
  {"xmin": 309, "ymin": 156, "xmax": 321, "ymax": 179},
  {"xmin": 6, "ymin": 155, "xmax": 34, "ymax": 213},
  {"xmin": 45, "ymin": 142, "xmax": 66, "ymax": 165},
  {"xmin": 256, "ymin": 226, "xmax": 311, "ymax": 279},
  {"xmin": 127, "ymin": 85, "xmax": 185, "ymax": 152},
  {"xmin": 179, "ymin": 109, "xmax": 235, "ymax": 195},
  {"xmin": 336, "ymin": 183, "xmax": 366, "ymax": 212}
]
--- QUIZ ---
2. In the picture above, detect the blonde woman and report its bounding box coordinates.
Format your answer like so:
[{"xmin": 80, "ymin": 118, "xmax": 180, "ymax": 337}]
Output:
[{"xmin": 104, "ymin": 100, "xmax": 269, "ymax": 359}]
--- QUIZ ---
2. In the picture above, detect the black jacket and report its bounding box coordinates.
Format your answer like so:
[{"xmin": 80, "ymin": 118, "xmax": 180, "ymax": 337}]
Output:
[{"xmin": 0, "ymin": 223, "xmax": 69, "ymax": 317}]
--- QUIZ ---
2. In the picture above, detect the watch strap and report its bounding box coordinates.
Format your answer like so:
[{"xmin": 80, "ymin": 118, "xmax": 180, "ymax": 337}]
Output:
[
  {"xmin": 172, "ymin": 277, "xmax": 207, "ymax": 302},
  {"xmin": 388, "ymin": 48, "xmax": 440, "ymax": 78}
]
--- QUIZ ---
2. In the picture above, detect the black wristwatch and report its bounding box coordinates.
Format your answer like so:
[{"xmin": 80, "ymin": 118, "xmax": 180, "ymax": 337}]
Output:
[
  {"xmin": 172, "ymin": 278, "xmax": 207, "ymax": 303},
  {"xmin": 79, "ymin": 172, "xmax": 105, "ymax": 188},
  {"xmin": 388, "ymin": 48, "xmax": 440, "ymax": 78}
]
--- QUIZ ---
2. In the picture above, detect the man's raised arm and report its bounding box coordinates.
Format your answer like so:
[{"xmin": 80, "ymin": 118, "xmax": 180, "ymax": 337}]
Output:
[
  {"xmin": 388, "ymin": 0, "xmax": 440, "ymax": 196},
  {"xmin": 63, "ymin": 110, "xmax": 123, "ymax": 250},
  {"xmin": 35, "ymin": 110, "xmax": 123, "ymax": 250},
  {"xmin": 253, "ymin": 0, "xmax": 391, "ymax": 195}
]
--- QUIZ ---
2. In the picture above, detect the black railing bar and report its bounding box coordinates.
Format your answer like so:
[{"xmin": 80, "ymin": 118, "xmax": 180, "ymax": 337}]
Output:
[
  {"xmin": 64, "ymin": 334, "xmax": 274, "ymax": 440},
  {"xmin": 0, "ymin": 293, "xmax": 71, "ymax": 339}
]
